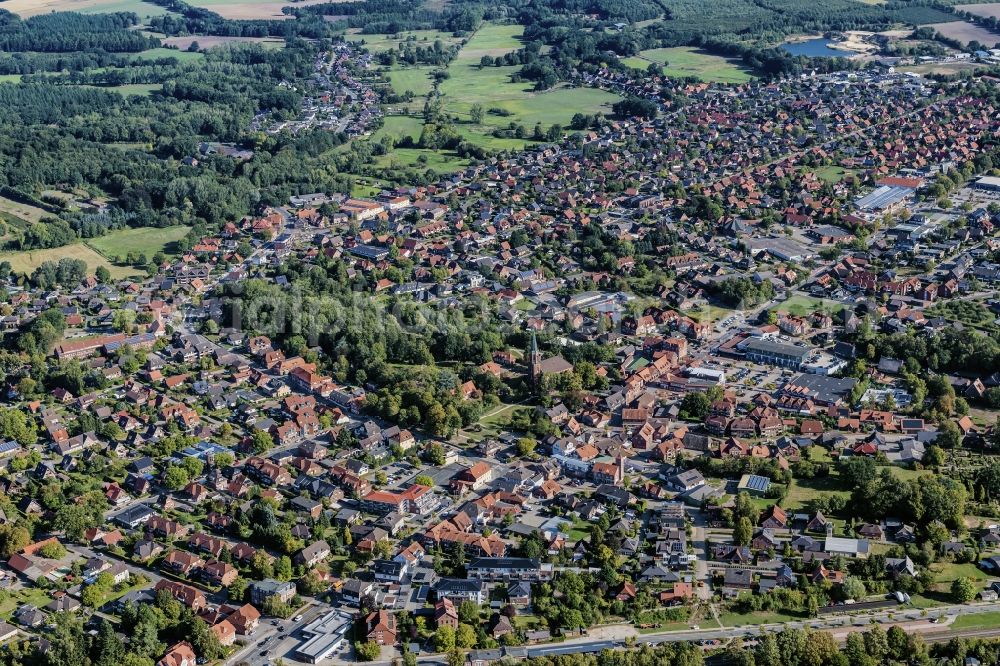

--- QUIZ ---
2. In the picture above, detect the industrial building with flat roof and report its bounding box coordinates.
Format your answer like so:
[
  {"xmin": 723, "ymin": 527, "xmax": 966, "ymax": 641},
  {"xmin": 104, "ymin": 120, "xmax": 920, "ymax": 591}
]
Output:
[
  {"xmin": 974, "ymin": 175, "xmax": 1000, "ymax": 192},
  {"xmin": 854, "ymin": 184, "xmax": 913, "ymax": 214},
  {"xmin": 295, "ymin": 611, "xmax": 352, "ymax": 663},
  {"xmin": 741, "ymin": 338, "xmax": 811, "ymax": 369}
]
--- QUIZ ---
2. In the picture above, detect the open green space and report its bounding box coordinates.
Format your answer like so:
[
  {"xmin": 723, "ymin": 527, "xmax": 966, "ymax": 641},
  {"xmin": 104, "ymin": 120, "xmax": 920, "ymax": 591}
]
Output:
[
  {"xmin": 133, "ymin": 48, "xmax": 205, "ymax": 63},
  {"xmin": 951, "ymin": 610, "xmax": 1000, "ymax": 630},
  {"xmin": 374, "ymin": 148, "xmax": 470, "ymax": 173},
  {"xmin": 0, "ymin": 243, "xmax": 138, "ymax": 279},
  {"xmin": 453, "ymin": 23, "xmax": 523, "ymax": 61},
  {"xmin": 774, "ymin": 295, "xmax": 847, "ymax": 317},
  {"xmin": 808, "ymin": 165, "xmax": 856, "ymax": 184},
  {"xmin": 621, "ymin": 47, "xmax": 753, "ymax": 84},
  {"xmin": 87, "ymin": 225, "xmax": 191, "ymax": 259},
  {"xmin": 345, "ymin": 29, "xmax": 463, "ymax": 53},
  {"xmin": 373, "ymin": 115, "xmax": 425, "ymax": 143},
  {"xmin": 439, "ymin": 23, "xmax": 619, "ymax": 133},
  {"xmin": 719, "ymin": 610, "xmax": 805, "ymax": 627},
  {"xmin": 387, "ymin": 66, "xmax": 436, "ymax": 97},
  {"xmin": 0, "ymin": 196, "xmax": 51, "ymax": 224}
]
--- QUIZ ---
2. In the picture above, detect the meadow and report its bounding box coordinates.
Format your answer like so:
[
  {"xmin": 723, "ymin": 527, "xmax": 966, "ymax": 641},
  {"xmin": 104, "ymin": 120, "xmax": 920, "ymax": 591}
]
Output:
[
  {"xmin": 386, "ymin": 66, "xmax": 437, "ymax": 98},
  {"xmin": 0, "ymin": 196, "xmax": 51, "ymax": 224},
  {"xmin": 621, "ymin": 47, "xmax": 754, "ymax": 84},
  {"xmin": 438, "ymin": 24, "xmax": 620, "ymax": 131},
  {"xmin": 133, "ymin": 48, "xmax": 205, "ymax": 63},
  {"xmin": 162, "ymin": 36, "xmax": 286, "ymax": 50},
  {"xmin": 0, "ymin": 244, "xmax": 137, "ymax": 279},
  {"xmin": 87, "ymin": 225, "xmax": 191, "ymax": 259},
  {"xmin": 345, "ymin": 29, "xmax": 463, "ymax": 53}
]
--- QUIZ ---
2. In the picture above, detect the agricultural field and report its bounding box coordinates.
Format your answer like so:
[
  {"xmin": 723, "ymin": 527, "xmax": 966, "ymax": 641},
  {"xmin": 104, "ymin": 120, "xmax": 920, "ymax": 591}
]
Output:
[
  {"xmin": 185, "ymin": 0, "xmax": 334, "ymax": 20},
  {"xmin": 0, "ymin": 244, "xmax": 137, "ymax": 279},
  {"xmin": 921, "ymin": 20, "xmax": 1000, "ymax": 45},
  {"xmin": 0, "ymin": 196, "xmax": 51, "ymax": 224},
  {"xmin": 162, "ymin": 36, "xmax": 286, "ymax": 50},
  {"xmin": 959, "ymin": 2, "xmax": 1000, "ymax": 20},
  {"xmin": 621, "ymin": 47, "xmax": 753, "ymax": 84},
  {"xmin": 87, "ymin": 225, "xmax": 191, "ymax": 260},
  {"xmin": 0, "ymin": 0, "xmax": 168, "ymax": 18}
]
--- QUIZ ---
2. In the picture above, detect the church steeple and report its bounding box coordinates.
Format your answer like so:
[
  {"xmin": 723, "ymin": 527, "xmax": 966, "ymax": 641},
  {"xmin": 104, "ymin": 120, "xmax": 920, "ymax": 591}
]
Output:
[{"xmin": 528, "ymin": 331, "xmax": 541, "ymax": 387}]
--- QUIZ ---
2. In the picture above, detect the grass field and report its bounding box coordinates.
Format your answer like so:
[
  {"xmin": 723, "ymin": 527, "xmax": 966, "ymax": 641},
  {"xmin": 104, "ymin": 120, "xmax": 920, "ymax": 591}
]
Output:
[
  {"xmin": 87, "ymin": 225, "xmax": 191, "ymax": 259},
  {"xmin": 0, "ymin": 75, "xmax": 22, "ymax": 84},
  {"xmin": 0, "ymin": 196, "xmax": 51, "ymax": 224},
  {"xmin": 133, "ymin": 48, "xmax": 205, "ymax": 63},
  {"xmin": 374, "ymin": 148, "xmax": 470, "ymax": 173},
  {"xmin": 952, "ymin": 610, "xmax": 1000, "ymax": 630},
  {"xmin": 439, "ymin": 23, "xmax": 621, "ymax": 130},
  {"xmin": 345, "ymin": 29, "xmax": 463, "ymax": 54},
  {"xmin": 809, "ymin": 165, "xmax": 856, "ymax": 184},
  {"xmin": 774, "ymin": 295, "xmax": 847, "ymax": 317},
  {"xmin": 621, "ymin": 47, "xmax": 753, "ymax": 84},
  {"xmin": 387, "ymin": 67, "xmax": 436, "ymax": 97},
  {"xmin": 162, "ymin": 36, "xmax": 285, "ymax": 50},
  {"xmin": 0, "ymin": 244, "xmax": 137, "ymax": 279},
  {"xmin": 0, "ymin": 0, "xmax": 168, "ymax": 18},
  {"xmin": 373, "ymin": 115, "xmax": 425, "ymax": 144}
]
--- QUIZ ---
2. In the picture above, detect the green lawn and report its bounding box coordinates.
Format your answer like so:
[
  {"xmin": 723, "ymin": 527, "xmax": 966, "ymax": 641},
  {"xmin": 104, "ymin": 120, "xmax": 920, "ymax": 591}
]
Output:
[
  {"xmin": 374, "ymin": 148, "xmax": 470, "ymax": 173},
  {"xmin": 621, "ymin": 47, "xmax": 753, "ymax": 84},
  {"xmin": 454, "ymin": 23, "xmax": 523, "ymax": 61},
  {"xmin": 952, "ymin": 611, "xmax": 1000, "ymax": 630},
  {"xmin": 719, "ymin": 610, "xmax": 805, "ymax": 627},
  {"xmin": 0, "ymin": 74, "xmax": 22, "ymax": 84},
  {"xmin": 928, "ymin": 562, "xmax": 989, "ymax": 585},
  {"xmin": 87, "ymin": 225, "xmax": 191, "ymax": 259},
  {"xmin": 808, "ymin": 165, "xmax": 856, "ymax": 184},
  {"xmin": 373, "ymin": 115, "xmax": 425, "ymax": 143},
  {"xmin": 774, "ymin": 295, "xmax": 846, "ymax": 317},
  {"xmin": 387, "ymin": 66, "xmax": 436, "ymax": 97},
  {"xmin": 782, "ymin": 474, "xmax": 851, "ymax": 512}
]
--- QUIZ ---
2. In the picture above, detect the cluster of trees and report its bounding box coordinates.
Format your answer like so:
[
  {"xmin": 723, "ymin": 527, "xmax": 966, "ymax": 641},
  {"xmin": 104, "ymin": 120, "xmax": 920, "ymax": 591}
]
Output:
[
  {"xmin": 841, "ymin": 456, "xmax": 967, "ymax": 529},
  {"xmin": 708, "ymin": 276, "xmax": 776, "ymax": 308},
  {"xmin": 0, "ymin": 11, "xmax": 157, "ymax": 53}
]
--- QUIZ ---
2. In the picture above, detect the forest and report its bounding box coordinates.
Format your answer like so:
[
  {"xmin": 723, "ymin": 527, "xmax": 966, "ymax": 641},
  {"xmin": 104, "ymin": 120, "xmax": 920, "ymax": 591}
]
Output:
[
  {"xmin": 0, "ymin": 11, "xmax": 158, "ymax": 53},
  {"xmin": 0, "ymin": 39, "xmax": 365, "ymax": 254}
]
